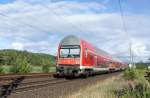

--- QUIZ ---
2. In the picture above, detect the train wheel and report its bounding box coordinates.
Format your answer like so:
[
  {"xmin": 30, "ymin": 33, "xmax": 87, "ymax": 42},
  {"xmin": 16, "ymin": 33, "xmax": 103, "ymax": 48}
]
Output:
[
  {"xmin": 53, "ymin": 73, "xmax": 62, "ymax": 78},
  {"xmin": 73, "ymin": 71, "xmax": 79, "ymax": 77},
  {"xmin": 53, "ymin": 74, "xmax": 58, "ymax": 78},
  {"xmin": 81, "ymin": 71, "xmax": 89, "ymax": 79},
  {"xmin": 81, "ymin": 74, "xmax": 87, "ymax": 78}
]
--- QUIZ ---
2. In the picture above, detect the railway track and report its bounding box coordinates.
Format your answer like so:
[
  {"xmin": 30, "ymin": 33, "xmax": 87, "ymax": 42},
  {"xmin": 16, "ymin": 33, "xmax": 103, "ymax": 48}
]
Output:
[
  {"xmin": 14, "ymin": 78, "xmax": 69, "ymax": 93},
  {"xmin": 0, "ymin": 73, "xmax": 54, "ymax": 80},
  {"xmin": 0, "ymin": 73, "xmax": 55, "ymax": 85},
  {"xmin": 11, "ymin": 72, "xmax": 122, "ymax": 98},
  {"xmin": 0, "ymin": 73, "xmax": 69, "ymax": 97},
  {"xmin": 0, "ymin": 72, "xmax": 122, "ymax": 98}
]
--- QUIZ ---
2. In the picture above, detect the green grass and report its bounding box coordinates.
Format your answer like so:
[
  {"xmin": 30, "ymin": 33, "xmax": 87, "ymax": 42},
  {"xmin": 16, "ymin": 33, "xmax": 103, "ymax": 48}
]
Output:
[
  {"xmin": 116, "ymin": 69, "xmax": 150, "ymax": 98},
  {"xmin": 31, "ymin": 66, "xmax": 43, "ymax": 73},
  {"xmin": 0, "ymin": 65, "xmax": 56, "ymax": 74},
  {"xmin": 123, "ymin": 69, "xmax": 137, "ymax": 80},
  {"xmin": 9, "ymin": 64, "xmax": 32, "ymax": 74},
  {"xmin": 0, "ymin": 66, "xmax": 10, "ymax": 74},
  {"xmin": 67, "ymin": 76, "xmax": 127, "ymax": 98},
  {"xmin": 66, "ymin": 68, "xmax": 150, "ymax": 98},
  {"xmin": 32, "ymin": 66, "xmax": 55, "ymax": 73}
]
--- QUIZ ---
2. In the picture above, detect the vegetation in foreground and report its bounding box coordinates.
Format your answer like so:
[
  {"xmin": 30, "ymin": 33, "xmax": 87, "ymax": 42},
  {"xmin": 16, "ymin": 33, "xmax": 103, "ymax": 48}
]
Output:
[
  {"xmin": 116, "ymin": 69, "xmax": 150, "ymax": 98},
  {"xmin": 67, "ymin": 69, "xmax": 150, "ymax": 98},
  {"xmin": 0, "ymin": 49, "xmax": 56, "ymax": 74}
]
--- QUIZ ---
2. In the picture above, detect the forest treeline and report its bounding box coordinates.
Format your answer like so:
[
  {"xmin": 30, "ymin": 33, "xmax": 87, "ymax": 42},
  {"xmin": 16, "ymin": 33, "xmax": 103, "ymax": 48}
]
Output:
[{"xmin": 0, "ymin": 49, "xmax": 56, "ymax": 67}]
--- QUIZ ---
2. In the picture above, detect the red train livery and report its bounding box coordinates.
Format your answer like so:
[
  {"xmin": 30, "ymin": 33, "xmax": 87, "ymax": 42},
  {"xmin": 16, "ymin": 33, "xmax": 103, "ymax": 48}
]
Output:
[{"xmin": 55, "ymin": 35, "xmax": 127, "ymax": 78}]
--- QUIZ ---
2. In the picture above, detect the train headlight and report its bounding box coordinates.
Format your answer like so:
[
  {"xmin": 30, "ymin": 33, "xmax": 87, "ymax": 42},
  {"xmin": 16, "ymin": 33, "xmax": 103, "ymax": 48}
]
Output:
[
  {"xmin": 76, "ymin": 60, "xmax": 80, "ymax": 64},
  {"xmin": 68, "ymin": 60, "xmax": 71, "ymax": 63}
]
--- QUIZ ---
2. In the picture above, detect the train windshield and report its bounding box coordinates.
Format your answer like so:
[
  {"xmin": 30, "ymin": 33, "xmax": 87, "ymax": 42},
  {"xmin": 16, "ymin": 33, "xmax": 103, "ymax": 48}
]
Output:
[{"xmin": 60, "ymin": 45, "xmax": 80, "ymax": 58}]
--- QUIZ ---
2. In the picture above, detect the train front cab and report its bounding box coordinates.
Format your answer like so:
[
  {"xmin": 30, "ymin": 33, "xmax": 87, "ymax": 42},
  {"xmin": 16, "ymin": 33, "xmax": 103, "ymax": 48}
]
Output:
[
  {"xmin": 57, "ymin": 45, "xmax": 82, "ymax": 77},
  {"xmin": 54, "ymin": 36, "xmax": 84, "ymax": 78},
  {"xmin": 54, "ymin": 37, "xmax": 96, "ymax": 78}
]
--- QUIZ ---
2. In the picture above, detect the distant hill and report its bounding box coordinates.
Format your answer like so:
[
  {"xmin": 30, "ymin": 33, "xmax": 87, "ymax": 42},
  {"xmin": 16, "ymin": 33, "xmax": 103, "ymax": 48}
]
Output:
[
  {"xmin": 136, "ymin": 62, "xmax": 149, "ymax": 69},
  {"xmin": 0, "ymin": 49, "xmax": 56, "ymax": 67}
]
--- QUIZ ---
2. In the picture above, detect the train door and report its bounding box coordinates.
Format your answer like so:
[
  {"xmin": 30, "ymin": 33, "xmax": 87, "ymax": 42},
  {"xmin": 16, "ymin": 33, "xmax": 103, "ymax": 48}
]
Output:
[{"xmin": 94, "ymin": 56, "xmax": 97, "ymax": 66}]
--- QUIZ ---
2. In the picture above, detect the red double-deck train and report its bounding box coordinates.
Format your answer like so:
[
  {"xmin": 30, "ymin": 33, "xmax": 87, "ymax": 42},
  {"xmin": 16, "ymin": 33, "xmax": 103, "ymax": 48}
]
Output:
[{"xmin": 54, "ymin": 35, "xmax": 127, "ymax": 78}]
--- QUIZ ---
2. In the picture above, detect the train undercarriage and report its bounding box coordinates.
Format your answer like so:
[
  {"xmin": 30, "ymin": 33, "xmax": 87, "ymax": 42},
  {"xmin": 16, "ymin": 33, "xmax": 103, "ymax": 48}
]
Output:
[{"xmin": 53, "ymin": 65, "xmax": 122, "ymax": 79}]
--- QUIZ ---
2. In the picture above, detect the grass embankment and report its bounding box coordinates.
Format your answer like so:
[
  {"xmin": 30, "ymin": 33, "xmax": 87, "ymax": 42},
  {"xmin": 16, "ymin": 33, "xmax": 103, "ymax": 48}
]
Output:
[{"xmin": 67, "ymin": 69, "xmax": 150, "ymax": 98}]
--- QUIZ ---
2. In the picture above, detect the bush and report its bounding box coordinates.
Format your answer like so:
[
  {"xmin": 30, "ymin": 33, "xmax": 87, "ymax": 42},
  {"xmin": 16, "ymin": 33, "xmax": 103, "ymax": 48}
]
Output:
[
  {"xmin": 123, "ymin": 69, "xmax": 137, "ymax": 80},
  {"xmin": 115, "ymin": 82, "xmax": 150, "ymax": 98},
  {"xmin": 9, "ymin": 64, "xmax": 32, "ymax": 73},
  {"xmin": 9, "ymin": 56, "xmax": 32, "ymax": 73},
  {"xmin": 115, "ymin": 69, "xmax": 150, "ymax": 98},
  {"xmin": 0, "ymin": 66, "xmax": 4, "ymax": 74},
  {"xmin": 42, "ymin": 64, "xmax": 51, "ymax": 73}
]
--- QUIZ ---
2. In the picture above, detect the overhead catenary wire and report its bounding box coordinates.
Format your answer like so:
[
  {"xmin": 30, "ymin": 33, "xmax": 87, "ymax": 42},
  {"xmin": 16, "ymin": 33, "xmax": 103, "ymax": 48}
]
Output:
[
  {"xmin": 0, "ymin": 1, "xmax": 74, "ymax": 34},
  {"xmin": 0, "ymin": 1, "xmax": 86, "ymax": 37},
  {"xmin": 118, "ymin": 0, "xmax": 134, "ymax": 65},
  {"xmin": 0, "ymin": 7, "xmax": 68, "ymax": 38},
  {"xmin": 118, "ymin": 0, "xmax": 128, "ymax": 35},
  {"xmin": 40, "ymin": 1, "xmax": 87, "ymax": 35},
  {"xmin": 0, "ymin": 1, "xmax": 91, "ymax": 56}
]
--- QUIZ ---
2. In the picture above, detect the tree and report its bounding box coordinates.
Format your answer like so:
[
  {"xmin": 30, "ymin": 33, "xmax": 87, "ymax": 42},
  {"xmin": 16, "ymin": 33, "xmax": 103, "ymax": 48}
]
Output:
[
  {"xmin": 10, "ymin": 55, "xmax": 32, "ymax": 73},
  {"xmin": 0, "ymin": 49, "xmax": 56, "ymax": 73}
]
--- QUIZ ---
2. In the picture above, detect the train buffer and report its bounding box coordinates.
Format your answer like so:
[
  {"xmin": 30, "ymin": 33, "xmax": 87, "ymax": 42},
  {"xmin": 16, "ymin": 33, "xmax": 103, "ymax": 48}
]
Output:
[{"xmin": 0, "ymin": 76, "xmax": 25, "ymax": 98}]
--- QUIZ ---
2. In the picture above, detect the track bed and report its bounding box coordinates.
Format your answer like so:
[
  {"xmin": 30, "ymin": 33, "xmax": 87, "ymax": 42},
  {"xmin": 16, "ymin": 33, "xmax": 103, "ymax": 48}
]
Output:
[{"xmin": 5, "ymin": 72, "xmax": 122, "ymax": 98}]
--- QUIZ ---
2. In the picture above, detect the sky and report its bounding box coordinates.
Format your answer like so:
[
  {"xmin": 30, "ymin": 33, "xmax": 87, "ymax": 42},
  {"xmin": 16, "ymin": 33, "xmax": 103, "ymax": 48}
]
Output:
[{"xmin": 0, "ymin": 0, "xmax": 150, "ymax": 62}]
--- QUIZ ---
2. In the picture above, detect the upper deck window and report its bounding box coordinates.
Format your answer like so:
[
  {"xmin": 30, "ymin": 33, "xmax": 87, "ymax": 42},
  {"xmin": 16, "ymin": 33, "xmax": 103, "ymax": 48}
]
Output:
[{"xmin": 60, "ymin": 45, "xmax": 80, "ymax": 58}]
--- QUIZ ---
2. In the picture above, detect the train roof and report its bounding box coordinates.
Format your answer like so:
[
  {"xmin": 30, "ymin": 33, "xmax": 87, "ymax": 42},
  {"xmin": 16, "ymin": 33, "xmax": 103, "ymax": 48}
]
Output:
[
  {"xmin": 94, "ymin": 47, "xmax": 111, "ymax": 58},
  {"xmin": 60, "ymin": 35, "xmax": 80, "ymax": 46}
]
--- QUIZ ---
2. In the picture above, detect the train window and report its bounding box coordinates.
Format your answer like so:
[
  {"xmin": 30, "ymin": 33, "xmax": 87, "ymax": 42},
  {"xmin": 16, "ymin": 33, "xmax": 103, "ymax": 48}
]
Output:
[
  {"xmin": 60, "ymin": 49, "xmax": 69, "ymax": 58},
  {"xmin": 60, "ymin": 45, "xmax": 80, "ymax": 58},
  {"xmin": 90, "ymin": 53, "xmax": 93, "ymax": 60},
  {"xmin": 70, "ymin": 48, "xmax": 80, "ymax": 56},
  {"xmin": 84, "ymin": 48, "xmax": 88, "ymax": 60}
]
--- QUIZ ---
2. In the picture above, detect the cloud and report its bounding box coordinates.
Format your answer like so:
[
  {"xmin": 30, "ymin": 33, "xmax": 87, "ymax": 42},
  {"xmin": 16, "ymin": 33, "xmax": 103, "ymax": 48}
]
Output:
[
  {"xmin": 0, "ymin": 32, "xmax": 5, "ymax": 37},
  {"xmin": 0, "ymin": 0, "xmax": 150, "ymax": 62},
  {"xmin": 12, "ymin": 42, "xmax": 24, "ymax": 50}
]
